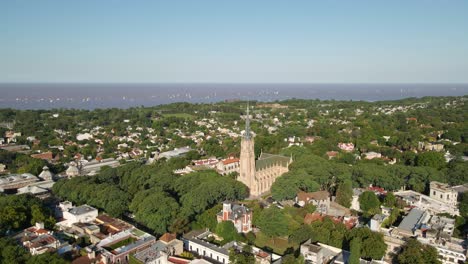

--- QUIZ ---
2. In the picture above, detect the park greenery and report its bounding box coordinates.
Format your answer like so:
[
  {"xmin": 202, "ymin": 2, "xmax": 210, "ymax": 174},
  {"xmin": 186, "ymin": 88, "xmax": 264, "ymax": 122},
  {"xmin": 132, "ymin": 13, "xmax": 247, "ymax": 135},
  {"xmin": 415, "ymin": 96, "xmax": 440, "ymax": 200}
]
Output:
[{"xmin": 0, "ymin": 194, "xmax": 55, "ymax": 236}]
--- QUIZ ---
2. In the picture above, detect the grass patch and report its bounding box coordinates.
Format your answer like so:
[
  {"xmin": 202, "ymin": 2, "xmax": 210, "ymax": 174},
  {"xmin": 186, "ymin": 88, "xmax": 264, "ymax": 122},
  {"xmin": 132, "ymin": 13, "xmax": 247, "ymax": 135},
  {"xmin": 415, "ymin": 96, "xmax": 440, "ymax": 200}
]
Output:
[
  {"xmin": 105, "ymin": 237, "xmax": 137, "ymax": 250},
  {"xmin": 254, "ymin": 232, "xmax": 297, "ymax": 255}
]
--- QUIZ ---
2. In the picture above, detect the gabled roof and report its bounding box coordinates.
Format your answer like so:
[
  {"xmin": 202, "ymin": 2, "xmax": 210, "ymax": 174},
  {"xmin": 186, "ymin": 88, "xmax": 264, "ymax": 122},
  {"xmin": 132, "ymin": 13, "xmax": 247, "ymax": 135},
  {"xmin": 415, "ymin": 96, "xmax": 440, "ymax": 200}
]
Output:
[{"xmin": 256, "ymin": 152, "xmax": 290, "ymax": 170}]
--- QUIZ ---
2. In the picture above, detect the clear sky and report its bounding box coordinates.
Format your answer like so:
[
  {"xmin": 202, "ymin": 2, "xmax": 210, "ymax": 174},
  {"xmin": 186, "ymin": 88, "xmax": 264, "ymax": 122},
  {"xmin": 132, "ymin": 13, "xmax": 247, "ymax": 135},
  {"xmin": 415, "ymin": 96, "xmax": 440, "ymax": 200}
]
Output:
[{"xmin": 1, "ymin": 1, "xmax": 468, "ymax": 83}]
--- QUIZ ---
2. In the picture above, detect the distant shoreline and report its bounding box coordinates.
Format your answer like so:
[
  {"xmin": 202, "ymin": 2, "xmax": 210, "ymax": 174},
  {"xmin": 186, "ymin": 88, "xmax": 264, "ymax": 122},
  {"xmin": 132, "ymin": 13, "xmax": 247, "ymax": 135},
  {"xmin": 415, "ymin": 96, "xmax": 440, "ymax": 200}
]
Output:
[{"xmin": 0, "ymin": 83, "xmax": 467, "ymax": 110}]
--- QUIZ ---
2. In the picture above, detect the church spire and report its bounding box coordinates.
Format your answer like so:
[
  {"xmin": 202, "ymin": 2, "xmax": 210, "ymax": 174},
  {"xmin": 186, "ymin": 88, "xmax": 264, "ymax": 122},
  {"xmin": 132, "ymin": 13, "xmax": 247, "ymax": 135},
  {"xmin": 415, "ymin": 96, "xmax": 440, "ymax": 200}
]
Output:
[{"xmin": 244, "ymin": 102, "xmax": 251, "ymax": 140}]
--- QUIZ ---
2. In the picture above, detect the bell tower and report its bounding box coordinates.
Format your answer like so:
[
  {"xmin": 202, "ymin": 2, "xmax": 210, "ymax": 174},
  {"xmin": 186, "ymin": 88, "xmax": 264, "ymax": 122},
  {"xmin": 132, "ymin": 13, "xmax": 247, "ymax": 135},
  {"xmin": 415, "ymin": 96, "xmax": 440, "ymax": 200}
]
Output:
[{"xmin": 239, "ymin": 103, "xmax": 257, "ymax": 196}]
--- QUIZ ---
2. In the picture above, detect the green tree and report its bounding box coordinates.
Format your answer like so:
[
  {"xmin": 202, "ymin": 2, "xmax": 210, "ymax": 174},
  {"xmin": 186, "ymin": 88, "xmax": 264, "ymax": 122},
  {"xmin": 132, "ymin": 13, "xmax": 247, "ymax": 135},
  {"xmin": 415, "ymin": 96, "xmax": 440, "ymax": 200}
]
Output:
[
  {"xmin": 194, "ymin": 204, "xmax": 222, "ymax": 231},
  {"xmin": 459, "ymin": 192, "xmax": 468, "ymax": 218},
  {"xmin": 229, "ymin": 245, "xmax": 255, "ymax": 264},
  {"xmin": 215, "ymin": 221, "xmax": 241, "ymax": 242},
  {"xmin": 359, "ymin": 191, "xmax": 381, "ymax": 216},
  {"xmin": 256, "ymin": 207, "xmax": 289, "ymax": 238},
  {"xmin": 348, "ymin": 228, "xmax": 387, "ymax": 260},
  {"xmin": 398, "ymin": 238, "xmax": 440, "ymax": 264},
  {"xmin": 335, "ymin": 180, "xmax": 353, "ymax": 208},
  {"xmin": 415, "ymin": 152, "xmax": 446, "ymax": 170},
  {"xmin": 349, "ymin": 239, "xmax": 361, "ymax": 264},
  {"xmin": 383, "ymin": 192, "xmax": 397, "ymax": 207},
  {"xmin": 129, "ymin": 190, "xmax": 180, "ymax": 235}
]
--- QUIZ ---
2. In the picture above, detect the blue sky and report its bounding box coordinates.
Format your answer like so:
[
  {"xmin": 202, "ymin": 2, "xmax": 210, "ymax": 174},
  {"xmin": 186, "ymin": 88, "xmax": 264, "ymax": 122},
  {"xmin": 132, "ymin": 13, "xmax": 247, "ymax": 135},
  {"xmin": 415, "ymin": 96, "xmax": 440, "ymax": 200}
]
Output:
[{"xmin": 1, "ymin": 1, "xmax": 468, "ymax": 83}]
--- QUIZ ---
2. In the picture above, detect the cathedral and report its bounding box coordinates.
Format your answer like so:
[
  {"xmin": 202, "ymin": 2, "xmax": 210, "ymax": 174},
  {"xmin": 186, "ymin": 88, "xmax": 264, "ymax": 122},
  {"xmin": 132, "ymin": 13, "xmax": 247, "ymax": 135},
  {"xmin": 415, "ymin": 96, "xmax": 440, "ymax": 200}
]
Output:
[{"xmin": 238, "ymin": 106, "xmax": 291, "ymax": 197}]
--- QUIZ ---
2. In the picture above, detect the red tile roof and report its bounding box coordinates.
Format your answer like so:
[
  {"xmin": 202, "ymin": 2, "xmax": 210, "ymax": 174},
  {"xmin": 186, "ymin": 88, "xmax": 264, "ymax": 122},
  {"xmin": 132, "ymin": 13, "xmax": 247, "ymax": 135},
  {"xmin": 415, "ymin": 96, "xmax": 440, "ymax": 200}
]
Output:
[
  {"xmin": 159, "ymin": 233, "xmax": 176, "ymax": 243},
  {"xmin": 222, "ymin": 158, "xmax": 240, "ymax": 165}
]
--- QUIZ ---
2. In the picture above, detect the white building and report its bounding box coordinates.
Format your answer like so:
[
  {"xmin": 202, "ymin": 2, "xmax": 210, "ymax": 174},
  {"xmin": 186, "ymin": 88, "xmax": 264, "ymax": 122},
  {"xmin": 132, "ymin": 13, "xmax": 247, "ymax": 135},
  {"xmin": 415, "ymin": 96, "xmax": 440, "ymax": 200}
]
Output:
[
  {"xmin": 76, "ymin": 133, "xmax": 93, "ymax": 141},
  {"xmin": 60, "ymin": 203, "xmax": 98, "ymax": 227},
  {"xmin": 183, "ymin": 230, "xmax": 280, "ymax": 264},
  {"xmin": 430, "ymin": 181, "xmax": 458, "ymax": 207},
  {"xmin": 394, "ymin": 190, "xmax": 460, "ymax": 216},
  {"xmin": 216, "ymin": 157, "xmax": 240, "ymax": 175}
]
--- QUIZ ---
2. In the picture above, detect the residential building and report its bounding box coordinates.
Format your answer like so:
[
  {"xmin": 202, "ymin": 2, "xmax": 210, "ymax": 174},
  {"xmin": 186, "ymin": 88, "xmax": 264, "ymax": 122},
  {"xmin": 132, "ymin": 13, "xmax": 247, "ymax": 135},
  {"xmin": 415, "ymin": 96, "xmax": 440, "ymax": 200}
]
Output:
[
  {"xmin": 132, "ymin": 233, "xmax": 182, "ymax": 264},
  {"xmin": 217, "ymin": 201, "xmax": 252, "ymax": 233},
  {"xmin": 217, "ymin": 157, "xmax": 240, "ymax": 175},
  {"xmin": 337, "ymin": 143, "xmax": 354, "ymax": 152},
  {"xmin": 296, "ymin": 191, "xmax": 330, "ymax": 213},
  {"xmin": 59, "ymin": 203, "xmax": 99, "ymax": 227},
  {"xmin": 20, "ymin": 222, "xmax": 60, "ymax": 255},
  {"xmin": 300, "ymin": 240, "xmax": 342, "ymax": 264},
  {"xmin": 430, "ymin": 181, "xmax": 458, "ymax": 207},
  {"xmin": 369, "ymin": 214, "xmax": 387, "ymax": 232},
  {"xmin": 394, "ymin": 190, "xmax": 460, "ymax": 216},
  {"xmin": 97, "ymin": 228, "xmax": 156, "ymax": 264},
  {"xmin": 183, "ymin": 230, "xmax": 280, "ymax": 264},
  {"xmin": 363, "ymin": 152, "xmax": 382, "ymax": 160}
]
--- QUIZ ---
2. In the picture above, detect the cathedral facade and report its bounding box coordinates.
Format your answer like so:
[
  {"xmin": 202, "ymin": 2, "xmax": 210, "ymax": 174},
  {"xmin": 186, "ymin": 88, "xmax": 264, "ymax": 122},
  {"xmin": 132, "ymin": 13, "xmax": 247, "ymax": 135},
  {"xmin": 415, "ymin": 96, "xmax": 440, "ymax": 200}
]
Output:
[{"xmin": 238, "ymin": 106, "xmax": 291, "ymax": 197}]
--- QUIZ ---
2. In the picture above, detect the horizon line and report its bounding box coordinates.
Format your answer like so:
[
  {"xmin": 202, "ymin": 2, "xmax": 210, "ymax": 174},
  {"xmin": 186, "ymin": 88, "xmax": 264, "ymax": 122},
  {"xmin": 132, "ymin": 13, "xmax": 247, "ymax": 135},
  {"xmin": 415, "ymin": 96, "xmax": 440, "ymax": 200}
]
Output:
[{"xmin": 1, "ymin": 82, "xmax": 468, "ymax": 85}]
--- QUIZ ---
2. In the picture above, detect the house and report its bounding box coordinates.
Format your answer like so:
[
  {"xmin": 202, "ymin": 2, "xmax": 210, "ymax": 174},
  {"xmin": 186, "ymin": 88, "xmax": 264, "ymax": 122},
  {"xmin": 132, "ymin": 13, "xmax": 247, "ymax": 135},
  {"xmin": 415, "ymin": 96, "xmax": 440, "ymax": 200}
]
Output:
[
  {"xmin": 216, "ymin": 157, "xmax": 240, "ymax": 175},
  {"xmin": 394, "ymin": 190, "xmax": 460, "ymax": 216},
  {"xmin": 183, "ymin": 230, "xmax": 230, "ymax": 264},
  {"xmin": 429, "ymin": 181, "xmax": 458, "ymax": 207},
  {"xmin": 59, "ymin": 203, "xmax": 99, "ymax": 227},
  {"xmin": 369, "ymin": 214, "xmax": 387, "ymax": 232},
  {"xmin": 363, "ymin": 152, "xmax": 382, "ymax": 160},
  {"xmin": 326, "ymin": 151, "xmax": 338, "ymax": 160},
  {"xmin": 133, "ymin": 233, "xmax": 183, "ymax": 264},
  {"xmin": 183, "ymin": 230, "xmax": 280, "ymax": 264},
  {"xmin": 21, "ymin": 222, "xmax": 60, "ymax": 255},
  {"xmin": 217, "ymin": 201, "xmax": 252, "ymax": 233},
  {"xmin": 76, "ymin": 133, "xmax": 93, "ymax": 141},
  {"xmin": 351, "ymin": 189, "xmax": 362, "ymax": 211},
  {"xmin": 31, "ymin": 152, "xmax": 56, "ymax": 162},
  {"xmin": 300, "ymin": 240, "xmax": 342, "ymax": 264},
  {"xmin": 337, "ymin": 143, "xmax": 354, "ymax": 152},
  {"xmin": 97, "ymin": 228, "xmax": 156, "ymax": 264},
  {"xmin": 418, "ymin": 142, "xmax": 444, "ymax": 152},
  {"xmin": 296, "ymin": 191, "xmax": 330, "ymax": 213}
]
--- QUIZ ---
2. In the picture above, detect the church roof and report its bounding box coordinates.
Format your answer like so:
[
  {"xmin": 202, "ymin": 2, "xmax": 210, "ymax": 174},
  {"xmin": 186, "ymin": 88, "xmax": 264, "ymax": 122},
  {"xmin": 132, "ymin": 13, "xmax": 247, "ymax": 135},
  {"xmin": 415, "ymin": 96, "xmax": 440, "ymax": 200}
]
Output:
[{"xmin": 256, "ymin": 152, "xmax": 290, "ymax": 170}]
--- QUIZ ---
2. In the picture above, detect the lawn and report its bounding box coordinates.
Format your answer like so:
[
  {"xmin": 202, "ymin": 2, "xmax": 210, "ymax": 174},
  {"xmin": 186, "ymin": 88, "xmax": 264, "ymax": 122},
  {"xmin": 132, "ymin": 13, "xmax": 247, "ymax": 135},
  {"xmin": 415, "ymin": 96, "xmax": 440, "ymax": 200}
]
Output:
[{"xmin": 254, "ymin": 232, "xmax": 297, "ymax": 255}]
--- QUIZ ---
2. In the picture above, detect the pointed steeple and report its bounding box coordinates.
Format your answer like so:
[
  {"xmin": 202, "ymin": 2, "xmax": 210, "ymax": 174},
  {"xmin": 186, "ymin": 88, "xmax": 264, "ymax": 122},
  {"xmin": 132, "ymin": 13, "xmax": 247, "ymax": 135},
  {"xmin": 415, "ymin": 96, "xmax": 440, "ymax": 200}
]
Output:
[{"xmin": 244, "ymin": 102, "xmax": 251, "ymax": 140}]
